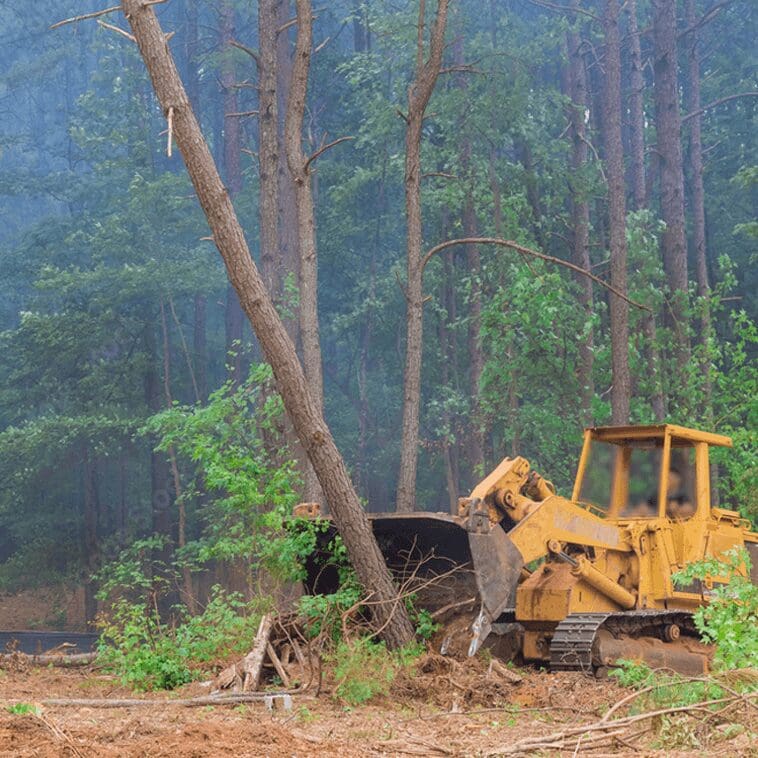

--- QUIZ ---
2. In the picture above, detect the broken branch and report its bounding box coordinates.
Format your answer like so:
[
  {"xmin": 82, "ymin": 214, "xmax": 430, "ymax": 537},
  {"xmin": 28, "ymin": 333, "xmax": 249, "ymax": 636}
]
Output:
[
  {"xmin": 97, "ymin": 20, "xmax": 136, "ymax": 42},
  {"xmin": 304, "ymin": 136, "xmax": 354, "ymax": 173},
  {"xmin": 50, "ymin": 6, "xmax": 120, "ymax": 30},
  {"xmin": 230, "ymin": 40, "xmax": 260, "ymax": 66},
  {"xmin": 422, "ymin": 238, "xmax": 650, "ymax": 311}
]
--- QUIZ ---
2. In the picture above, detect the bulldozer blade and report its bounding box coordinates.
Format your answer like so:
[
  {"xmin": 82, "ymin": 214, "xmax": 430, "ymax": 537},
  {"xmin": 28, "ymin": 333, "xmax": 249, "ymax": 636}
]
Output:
[{"xmin": 466, "ymin": 504, "xmax": 524, "ymax": 655}]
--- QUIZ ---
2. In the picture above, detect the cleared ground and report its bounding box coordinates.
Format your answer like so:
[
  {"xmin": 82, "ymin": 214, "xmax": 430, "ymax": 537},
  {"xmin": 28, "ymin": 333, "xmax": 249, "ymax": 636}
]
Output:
[{"xmin": 0, "ymin": 660, "xmax": 754, "ymax": 757}]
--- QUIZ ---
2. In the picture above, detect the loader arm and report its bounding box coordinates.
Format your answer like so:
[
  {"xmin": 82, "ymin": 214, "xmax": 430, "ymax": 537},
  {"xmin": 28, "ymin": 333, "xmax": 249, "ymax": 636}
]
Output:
[
  {"xmin": 466, "ymin": 491, "xmax": 631, "ymax": 654},
  {"xmin": 505, "ymin": 494, "xmax": 630, "ymax": 565}
]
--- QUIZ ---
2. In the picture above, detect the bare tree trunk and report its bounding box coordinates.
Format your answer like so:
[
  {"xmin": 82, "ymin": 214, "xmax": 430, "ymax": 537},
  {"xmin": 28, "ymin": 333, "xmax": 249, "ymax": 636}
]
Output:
[
  {"xmin": 121, "ymin": 0, "xmax": 415, "ymax": 649},
  {"xmin": 565, "ymin": 16, "xmax": 594, "ymax": 424},
  {"xmin": 602, "ymin": 0, "xmax": 631, "ymax": 425},
  {"xmin": 277, "ymin": 0, "xmax": 301, "ymax": 342},
  {"xmin": 82, "ymin": 448, "xmax": 100, "ymax": 626},
  {"xmin": 144, "ymin": 324, "xmax": 172, "ymax": 548},
  {"xmin": 438, "ymin": 264, "xmax": 458, "ymax": 514},
  {"xmin": 626, "ymin": 0, "xmax": 646, "ymax": 211},
  {"xmin": 221, "ymin": 1, "xmax": 245, "ymax": 385},
  {"xmin": 396, "ymin": 0, "xmax": 450, "ymax": 513},
  {"xmin": 259, "ymin": 0, "xmax": 281, "ymax": 300},
  {"xmin": 285, "ymin": 0, "xmax": 324, "ymax": 504},
  {"xmin": 453, "ymin": 35, "xmax": 484, "ymax": 476},
  {"xmin": 684, "ymin": 0, "xmax": 717, "ymax": 502},
  {"xmin": 193, "ymin": 293, "xmax": 207, "ymax": 401},
  {"xmin": 160, "ymin": 300, "xmax": 196, "ymax": 613},
  {"xmin": 652, "ymin": 0, "xmax": 690, "ymax": 370}
]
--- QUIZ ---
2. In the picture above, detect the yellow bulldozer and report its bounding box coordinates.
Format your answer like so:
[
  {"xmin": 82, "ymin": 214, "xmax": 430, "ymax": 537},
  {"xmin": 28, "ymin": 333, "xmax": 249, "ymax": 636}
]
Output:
[{"xmin": 297, "ymin": 424, "xmax": 758, "ymax": 674}]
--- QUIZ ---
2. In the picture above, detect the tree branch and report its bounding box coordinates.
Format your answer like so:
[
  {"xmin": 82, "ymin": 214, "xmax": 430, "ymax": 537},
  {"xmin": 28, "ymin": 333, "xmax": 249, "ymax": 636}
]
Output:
[
  {"xmin": 422, "ymin": 238, "xmax": 650, "ymax": 310},
  {"xmin": 681, "ymin": 91, "xmax": 758, "ymax": 123},
  {"xmin": 229, "ymin": 40, "xmax": 260, "ymax": 67},
  {"xmin": 524, "ymin": 0, "xmax": 599, "ymax": 21},
  {"xmin": 50, "ymin": 6, "xmax": 121, "ymax": 30},
  {"xmin": 97, "ymin": 19, "xmax": 136, "ymax": 42},
  {"xmin": 678, "ymin": 0, "xmax": 733, "ymax": 38},
  {"xmin": 304, "ymin": 136, "xmax": 354, "ymax": 173}
]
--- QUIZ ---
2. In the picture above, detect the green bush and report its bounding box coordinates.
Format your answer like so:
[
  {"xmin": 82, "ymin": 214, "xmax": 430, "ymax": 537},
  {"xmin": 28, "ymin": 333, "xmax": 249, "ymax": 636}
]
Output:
[
  {"xmin": 331, "ymin": 638, "xmax": 421, "ymax": 705},
  {"xmin": 673, "ymin": 547, "xmax": 758, "ymax": 670},
  {"xmin": 96, "ymin": 586, "xmax": 263, "ymax": 691}
]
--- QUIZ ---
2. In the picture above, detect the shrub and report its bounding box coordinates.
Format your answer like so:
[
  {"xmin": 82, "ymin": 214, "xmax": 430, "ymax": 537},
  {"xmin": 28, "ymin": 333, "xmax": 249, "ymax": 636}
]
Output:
[
  {"xmin": 673, "ymin": 547, "xmax": 758, "ymax": 670},
  {"xmin": 96, "ymin": 587, "xmax": 263, "ymax": 691}
]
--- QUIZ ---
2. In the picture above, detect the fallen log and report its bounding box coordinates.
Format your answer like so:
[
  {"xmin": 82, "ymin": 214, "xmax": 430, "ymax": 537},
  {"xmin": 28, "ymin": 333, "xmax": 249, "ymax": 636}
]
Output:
[
  {"xmin": 242, "ymin": 614, "xmax": 274, "ymax": 691},
  {"xmin": 487, "ymin": 658, "xmax": 523, "ymax": 684},
  {"xmin": 0, "ymin": 652, "xmax": 96, "ymax": 668},
  {"xmin": 9, "ymin": 690, "xmax": 309, "ymax": 709}
]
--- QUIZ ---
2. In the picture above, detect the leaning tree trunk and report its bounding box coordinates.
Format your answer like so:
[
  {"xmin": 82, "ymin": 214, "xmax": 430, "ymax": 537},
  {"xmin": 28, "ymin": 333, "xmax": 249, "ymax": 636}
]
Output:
[
  {"xmin": 120, "ymin": 0, "xmax": 415, "ymax": 649},
  {"xmin": 285, "ymin": 0, "xmax": 324, "ymax": 504},
  {"xmin": 602, "ymin": 0, "xmax": 631, "ymax": 425},
  {"xmin": 652, "ymin": 0, "xmax": 690, "ymax": 380},
  {"xmin": 396, "ymin": 0, "xmax": 450, "ymax": 513}
]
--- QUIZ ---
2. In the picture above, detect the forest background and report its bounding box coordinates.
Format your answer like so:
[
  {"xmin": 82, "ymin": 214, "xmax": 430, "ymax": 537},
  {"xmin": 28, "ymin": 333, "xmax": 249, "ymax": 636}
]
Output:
[{"xmin": 0, "ymin": 0, "xmax": 754, "ymax": 622}]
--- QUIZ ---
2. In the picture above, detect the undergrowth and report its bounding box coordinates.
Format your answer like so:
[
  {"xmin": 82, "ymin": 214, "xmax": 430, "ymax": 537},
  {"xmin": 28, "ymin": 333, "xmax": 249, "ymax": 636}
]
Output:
[{"xmin": 609, "ymin": 548, "xmax": 758, "ymax": 712}]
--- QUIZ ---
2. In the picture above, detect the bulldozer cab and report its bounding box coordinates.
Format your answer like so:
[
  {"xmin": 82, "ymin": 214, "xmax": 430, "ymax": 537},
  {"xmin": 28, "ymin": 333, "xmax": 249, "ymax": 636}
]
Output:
[{"xmin": 571, "ymin": 424, "xmax": 733, "ymax": 521}]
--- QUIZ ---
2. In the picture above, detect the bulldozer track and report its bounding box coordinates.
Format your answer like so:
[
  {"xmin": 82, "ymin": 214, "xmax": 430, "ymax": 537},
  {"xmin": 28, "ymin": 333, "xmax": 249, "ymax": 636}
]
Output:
[{"xmin": 549, "ymin": 610, "xmax": 698, "ymax": 672}]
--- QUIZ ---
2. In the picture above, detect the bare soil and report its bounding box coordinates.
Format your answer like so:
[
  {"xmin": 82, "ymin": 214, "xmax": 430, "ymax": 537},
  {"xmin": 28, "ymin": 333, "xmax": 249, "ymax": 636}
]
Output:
[{"xmin": 0, "ymin": 661, "xmax": 753, "ymax": 756}]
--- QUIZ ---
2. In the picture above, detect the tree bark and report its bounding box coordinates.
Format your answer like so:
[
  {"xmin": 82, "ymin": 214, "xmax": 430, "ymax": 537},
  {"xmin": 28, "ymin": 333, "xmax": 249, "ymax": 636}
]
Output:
[
  {"xmin": 285, "ymin": 0, "xmax": 324, "ymax": 504},
  {"xmin": 193, "ymin": 293, "xmax": 207, "ymax": 401},
  {"xmin": 684, "ymin": 0, "xmax": 717, "ymax": 502},
  {"xmin": 626, "ymin": 0, "xmax": 646, "ymax": 211},
  {"xmin": 120, "ymin": 0, "xmax": 415, "ymax": 649},
  {"xmin": 144, "ymin": 324, "xmax": 173, "ymax": 551},
  {"xmin": 82, "ymin": 448, "xmax": 100, "ymax": 626},
  {"xmin": 160, "ymin": 300, "xmax": 195, "ymax": 613},
  {"xmin": 276, "ymin": 0, "xmax": 301, "ymax": 342},
  {"xmin": 453, "ymin": 35, "xmax": 484, "ymax": 477},
  {"xmin": 221, "ymin": 1, "xmax": 245, "ymax": 386},
  {"xmin": 602, "ymin": 0, "xmax": 631, "ymax": 425},
  {"xmin": 565, "ymin": 16, "xmax": 594, "ymax": 424},
  {"xmin": 652, "ymin": 0, "xmax": 690, "ymax": 368},
  {"xmin": 259, "ymin": 0, "xmax": 281, "ymax": 300},
  {"xmin": 396, "ymin": 0, "xmax": 449, "ymax": 513}
]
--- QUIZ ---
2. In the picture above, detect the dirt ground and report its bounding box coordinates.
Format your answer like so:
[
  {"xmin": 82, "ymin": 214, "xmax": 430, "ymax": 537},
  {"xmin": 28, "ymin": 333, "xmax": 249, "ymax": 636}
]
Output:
[{"xmin": 0, "ymin": 661, "xmax": 754, "ymax": 757}]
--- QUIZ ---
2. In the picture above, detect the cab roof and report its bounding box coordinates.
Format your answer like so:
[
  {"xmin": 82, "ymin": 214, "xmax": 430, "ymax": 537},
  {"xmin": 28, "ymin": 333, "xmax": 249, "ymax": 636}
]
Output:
[{"xmin": 587, "ymin": 424, "xmax": 733, "ymax": 448}]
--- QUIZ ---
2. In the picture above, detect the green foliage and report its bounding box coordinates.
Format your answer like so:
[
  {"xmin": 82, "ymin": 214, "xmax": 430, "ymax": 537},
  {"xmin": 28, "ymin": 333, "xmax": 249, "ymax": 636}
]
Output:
[
  {"xmin": 97, "ymin": 600, "xmax": 193, "ymax": 691},
  {"xmin": 5, "ymin": 703, "xmax": 40, "ymax": 716},
  {"xmin": 331, "ymin": 638, "xmax": 421, "ymax": 706},
  {"xmin": 673, "ymin": 548, "xmax": 758, "ymax": 670},
  {"xmin": 143, "ymin": 364, "xmax": 300, "ymax": 581},
  {"xmin": 96, "ymin": 586, "xmax": 263, "ymax": 691},
  {"xmin": 295, "ymin": 530, "xmax": 363, "ymax": 641}
]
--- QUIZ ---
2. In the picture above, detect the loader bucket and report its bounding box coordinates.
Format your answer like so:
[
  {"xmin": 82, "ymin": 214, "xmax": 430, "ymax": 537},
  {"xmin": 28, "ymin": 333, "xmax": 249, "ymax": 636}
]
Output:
[
  {"xmin": 300, "ymin": 512, "xmax": 479, "ymax": 614},
  {"xmin": 298, "ymin": 510, "xmax": 523, "ymax": 648}
]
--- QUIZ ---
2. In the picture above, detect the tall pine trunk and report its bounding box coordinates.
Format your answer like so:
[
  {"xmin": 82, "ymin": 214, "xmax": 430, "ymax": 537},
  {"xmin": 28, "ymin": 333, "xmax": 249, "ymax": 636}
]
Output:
[
  {"xmin": 285, "ymin": 0, "xmax": 324, "ymax": 504},
  {"xmin": 396, "ymin": 0, "xmax": 449, "ymax": 513},
  {"xmin": 221, "ymin": 1, "xmax": 245, "ymax": 385},
  {"xmin": 602, "ymin": 0, "xmax": 631, "ymax": 425},
  {"xmin": 565, "ymin": 16, "xmax": 594, "ymax": 424},
  {"xmin": 652, "ymin": 0, "xmax": 690, "ymax": 380},
  {"xmin": 626, "ymin": 0, "xmax": 646, "ymax": 211},
  {"xmin": 684, "ymin": 0, "xmax": 718, "ymax": 502}
]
